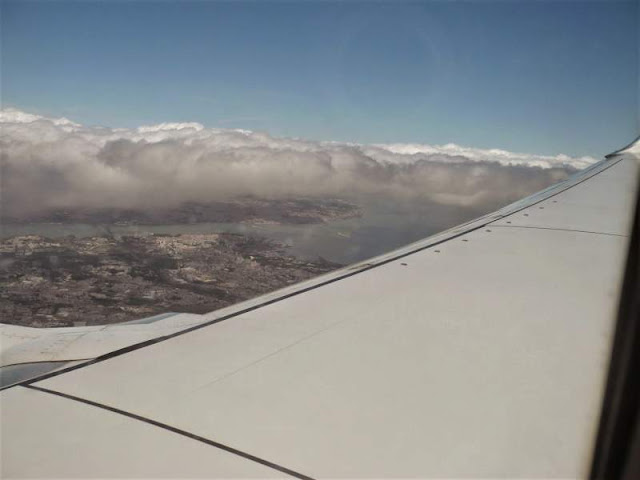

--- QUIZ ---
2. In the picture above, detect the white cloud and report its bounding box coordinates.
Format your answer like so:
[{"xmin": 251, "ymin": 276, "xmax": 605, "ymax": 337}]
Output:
[
  {"xmin": 0, "ymin": 108, "xmax": 80, "ymax": 129},
  {"xmin": 0, "ymin": 108, "xmax": 595, "ymax": 218},
  {"xmin": 372, "ymin": 142, "xmax": 596, "ymax": 170},
  {"xmin": 137, "ymin": 122, "xmax": 205, "ymax": 133}
]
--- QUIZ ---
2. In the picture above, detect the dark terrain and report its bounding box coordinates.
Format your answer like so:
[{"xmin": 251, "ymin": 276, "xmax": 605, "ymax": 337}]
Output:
[{"xmin": 0, "ymin": 233, "xmax": 340, "ymax": 327}]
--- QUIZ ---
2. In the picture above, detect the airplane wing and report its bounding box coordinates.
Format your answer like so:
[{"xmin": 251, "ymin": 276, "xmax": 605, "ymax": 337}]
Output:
[{"xmin": 1, "ymin": 141, "xmax": 639, "ymax": 478}]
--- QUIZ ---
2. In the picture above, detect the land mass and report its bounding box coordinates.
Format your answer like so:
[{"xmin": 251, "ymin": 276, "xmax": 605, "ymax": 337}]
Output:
[
  {"xmin": 3, "ymin": 198, "xmax": 361, "ymax": 225},
  {"xmin": 0, "ymin": 233, "xmax": 341, "ymax": 327}
]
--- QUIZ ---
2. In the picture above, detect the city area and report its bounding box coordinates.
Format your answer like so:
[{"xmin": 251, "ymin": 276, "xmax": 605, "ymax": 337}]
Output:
[{"xmin": 0, "ymin": 232, "xmax": 340, "ymax": 327}]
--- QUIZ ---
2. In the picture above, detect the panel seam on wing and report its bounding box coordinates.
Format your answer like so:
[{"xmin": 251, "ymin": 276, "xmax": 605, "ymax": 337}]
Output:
[
  {"xmin": 21, "ymin": 384, "xmax": 316, "ymax": 480},
  {"xmin": 489, "ymin": 225, "xmax": 628, "ymax": 237}
]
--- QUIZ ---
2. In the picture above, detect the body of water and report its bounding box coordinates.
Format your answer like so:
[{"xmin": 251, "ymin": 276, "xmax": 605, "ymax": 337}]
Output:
[{"xmin": 1, "ymin": 203, "xmax": 480, "ymax": 265}]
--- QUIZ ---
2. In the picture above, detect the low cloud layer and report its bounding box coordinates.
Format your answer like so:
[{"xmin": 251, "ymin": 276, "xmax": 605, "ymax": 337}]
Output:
[{"xmin": 0, "ymin": 108, "xmax": 596, "ymax": 218}]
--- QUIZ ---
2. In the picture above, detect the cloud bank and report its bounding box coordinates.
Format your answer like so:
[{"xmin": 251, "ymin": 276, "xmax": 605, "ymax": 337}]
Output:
[{"xmin": 0, "ymin": 108, "xmax": 596, "ymax": 218}]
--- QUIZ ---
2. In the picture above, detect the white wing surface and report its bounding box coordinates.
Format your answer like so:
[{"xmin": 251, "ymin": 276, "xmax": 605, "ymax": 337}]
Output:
[{"xmin": 2, "ymin": 145, "xmax": 639, "ymax": 479}]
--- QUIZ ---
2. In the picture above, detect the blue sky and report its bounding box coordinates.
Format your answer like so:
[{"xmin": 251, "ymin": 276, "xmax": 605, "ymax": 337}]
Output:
[{"xmin": 2, "ymin": 0, "xmax": 638, "ymax": 157}]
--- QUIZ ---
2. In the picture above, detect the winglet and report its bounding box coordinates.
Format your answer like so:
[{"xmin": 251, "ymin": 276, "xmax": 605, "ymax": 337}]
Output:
[{"xmin": 605, "ymin": 135, "xmax": 640, "ymax": 159}]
